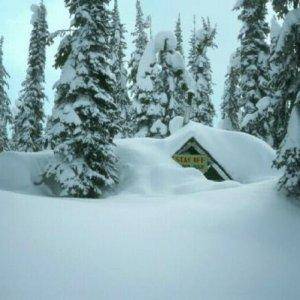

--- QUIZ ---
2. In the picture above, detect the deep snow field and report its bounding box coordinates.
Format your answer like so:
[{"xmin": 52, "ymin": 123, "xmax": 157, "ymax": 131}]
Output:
[{"xmin": 1, "ymin": 123, "xmax": 299, "ymax": 299}]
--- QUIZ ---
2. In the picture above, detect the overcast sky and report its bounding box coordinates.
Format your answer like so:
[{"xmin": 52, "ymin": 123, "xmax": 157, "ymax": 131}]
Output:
[{"xmin": 1, "ymin": 0, "xmax": 240, "ymax": 118}]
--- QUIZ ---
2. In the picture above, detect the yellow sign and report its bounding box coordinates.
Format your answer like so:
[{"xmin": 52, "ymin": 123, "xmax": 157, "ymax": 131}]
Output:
[{"xmin": 173, "ymin": 154, "xmax": 211, "ymax": 174}]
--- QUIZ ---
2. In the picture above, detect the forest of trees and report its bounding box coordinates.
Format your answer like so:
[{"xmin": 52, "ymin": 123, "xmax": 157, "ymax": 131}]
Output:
[{"xmin": 0, "ymin": 0, "xmax": 299, "ymax": 197}]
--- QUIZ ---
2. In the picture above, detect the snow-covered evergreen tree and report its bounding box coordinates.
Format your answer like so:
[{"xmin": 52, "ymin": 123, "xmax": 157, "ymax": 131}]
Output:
[
  {"xmin": 188, "ymin": 16, "xmax": 197, "ymax": 77},
  {"xmin": 0, "ymin": 37, "xmax": 12, "ymax": 152},
  {"xmin": 43, "ymin": 0, "xmax": 119, "ymax": 198},
  {"xmin": 274, "ymin": 95, "xmax": 300, "ymax": 197},
  {"xmin": 269, "ymin": 4, "xmax": 300, "ymax": 148},
  {"xmin": 220, "ymin": 49, "xmax": 241, "ymax": 131},
  {"xmin": 234, "ymin": 0, "xmax": 270, "ymax": 136},
  {"xmin": 273, "ymin": 0, "xmax": 300, "ymax": 17},
  {"xmin": 272, "ymin": 0, "xmax": 300, "ymax": 197},
  {"xmin": 110, "ymin": 0, "xmax": 131, "ymax": 137},
  {"xmin": 175, "ymin": 14, "xmax": 184, "ymax": 57},
  {"xmin": 13, "ymin": 3, "xmax": 48, "ymax": 152},
  {"xmin": 128, "ymin": 0, "xmax": 148, "ymax": 101},
  {"xmin": 134, "ymin": 32, "xmax": 194, "ymax": 138},
  {"xmin": 247, "ymin": 17, "xmax": 282, "ymax": 146},
  {"xmin": 189, "ymin": 18, "xmax": 216, "ymax": 126}
]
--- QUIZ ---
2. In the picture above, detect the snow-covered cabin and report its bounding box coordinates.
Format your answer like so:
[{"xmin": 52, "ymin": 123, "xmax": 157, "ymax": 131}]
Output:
[
  {"xmin": 166, "ymin": 118, "xmax": 280, "ymax": 183},
  {"xmin": 172, "ymin": 137, "xmax": 232, "ymax": 181}
]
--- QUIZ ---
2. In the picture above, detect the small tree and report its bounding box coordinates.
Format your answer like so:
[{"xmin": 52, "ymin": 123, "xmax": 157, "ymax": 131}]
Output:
[
  {"xmin": 43, "ymin": 0, "xmax": 119, "ymax": 198},
  {"xmin": 188, "ymin": 16, "xmax": 197, "ymax": 78},
  {"xmin": 220, "ymin": 49, "xmax": 241, "ymax": 131},
  {"xmin": 175, "ymin": 14, "xmax": 184, "ymax": 57},
  {"xmin": 189, "ymin": 18, "xmax": 216, "ymax": 126},
  {"xmin": 128, "ymin": 0, "xmax": 148, "ymax": 98},
  {"xmin": 14, "ymin": 3, "xmax": 48, "ymax": 152},
  {"xmin": 0, "ymin": 37, "xmax": 12, "ymax": 152},
  {"xmin": 110, "ymin": 0, "xmax": 131, "ymax": 137}
]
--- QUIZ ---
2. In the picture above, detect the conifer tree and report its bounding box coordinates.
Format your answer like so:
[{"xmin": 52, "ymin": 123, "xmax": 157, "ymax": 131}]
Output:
[
  {"xmin": 188, "ymin": 16, "xmax": 197, "ymax": 76},
  {"xmin": 220, "ymin": 49, "xmax": 241, "ymax": 131},
  {"xmin": 134, "ymin": 32, "xmax": 194, "ymax": 138},
  {"xmin": 189, "ymin": 18, "xmax": 216, "ymax": 126},
  {"xmin": 128, "ymin": 0, "xmax": 148, "ymax": 99},
  {"xmin": 133, "ymin": 42, "xmax": 162, "ymax": 137},
  {"xmin": 248, "ymin": 17, "xmax": 282, "ymax": 146},
  {"xmin": 273, "ymin": 0, "xmax": 300, "ymax": 17},
  {"xmin": 272, "ymin": 0, "xmax": 300, "ymax": 197},
  {"xmin": 269, "ymin": 2, "xmax": 300, "ymax": 148},
  {"xmin": 175, "ymin": 14, "xmax": 184, "ymax": 57},
  {"xmin": 234, "ymin": 0, "xmax": 270, "ymax": 136},
  {"xmin": 43, "ymin": 0, "xmax": 119, "ymax": 198},
  {"xmin": 274, "ymin": 95, "xmax": 300, "ymax": 197},
  {"xmin": 155, "ymin": 33, "xmax": 192, "ymax": 136},
  {"xmin": 0, "ymin": 37, "xmax": 12, "ymax": 152},
  {"xmin": 14, "ymin": 2, "xmax": 48, "ymax": 152},
  {"xmin": 110, "ymin": 0, "xmax": 131, "ymax": 137}
]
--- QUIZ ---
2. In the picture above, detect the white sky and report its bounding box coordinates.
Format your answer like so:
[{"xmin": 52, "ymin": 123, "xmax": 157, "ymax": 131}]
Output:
[{"xmin": 1, "ymin": 0, "xmax": 240, "ymax": 119}]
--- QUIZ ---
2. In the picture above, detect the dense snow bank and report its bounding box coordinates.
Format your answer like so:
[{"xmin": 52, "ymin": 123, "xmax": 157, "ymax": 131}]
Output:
[
  {"xmin": 0, "ymin": 151, "xmax": 52, "ymax": 195},
  {"xmin": 0, "ymin": 121, "xmax": 279, "ymax": 197},
  {"xmin": 0, "ymin": 180, "xmax": 299, "ymax": 299}
]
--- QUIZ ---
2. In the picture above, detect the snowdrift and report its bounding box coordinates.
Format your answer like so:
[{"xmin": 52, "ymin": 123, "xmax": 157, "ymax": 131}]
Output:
[
  {"xmin": 1, "ymin": 180, "xmax": 299, "ymax": 299},
  {"xmin": 0, "ymin": 151, "xmax": 53, "ymax": 196},
  {"xmin": 0, "ymin": 122, "xmax": 280, "ymax": 197}
]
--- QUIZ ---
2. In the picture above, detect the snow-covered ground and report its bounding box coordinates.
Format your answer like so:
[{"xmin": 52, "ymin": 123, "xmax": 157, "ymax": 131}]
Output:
[{"xmin": 1, "ymin": 123, "xmax": 299, "ymax": 299}]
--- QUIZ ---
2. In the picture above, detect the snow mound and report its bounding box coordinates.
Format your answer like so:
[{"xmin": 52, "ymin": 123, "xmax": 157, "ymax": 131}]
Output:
[
  {"xmin": 116, "ymin": 137, "xmax": 238, "ymax": 196},
  {"xmin": 1, "ymin": 179, "xmax": 300, "ymax": 299},
  {"xmin": 0, "ymin": 151, "xmax": 52, "ymax": 195},
  {"xmin": 0, "ymin": 121, "xmax": 280, "ymax": 197}
]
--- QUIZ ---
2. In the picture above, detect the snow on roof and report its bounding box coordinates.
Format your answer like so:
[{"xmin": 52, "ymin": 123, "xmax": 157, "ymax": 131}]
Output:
[{"xmin": 166, "ymin": 118, "xmax": 280, "ymax": 183}]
